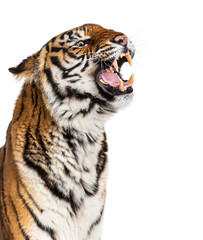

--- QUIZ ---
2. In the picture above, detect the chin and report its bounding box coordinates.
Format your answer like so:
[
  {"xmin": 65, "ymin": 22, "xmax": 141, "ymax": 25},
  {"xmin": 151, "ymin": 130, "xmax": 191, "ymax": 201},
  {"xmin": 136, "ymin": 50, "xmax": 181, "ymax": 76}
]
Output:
[{"xmin": 109, "ymin": 92, "xmax": 134, "ymax": 111}]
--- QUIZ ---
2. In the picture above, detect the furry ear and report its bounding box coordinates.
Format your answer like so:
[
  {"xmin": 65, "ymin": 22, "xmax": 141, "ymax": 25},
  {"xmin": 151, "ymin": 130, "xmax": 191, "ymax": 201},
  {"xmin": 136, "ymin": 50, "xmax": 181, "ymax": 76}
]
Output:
[{"xmin": 9, "ymin": 51, "xmax": 40, "ymax": 79}]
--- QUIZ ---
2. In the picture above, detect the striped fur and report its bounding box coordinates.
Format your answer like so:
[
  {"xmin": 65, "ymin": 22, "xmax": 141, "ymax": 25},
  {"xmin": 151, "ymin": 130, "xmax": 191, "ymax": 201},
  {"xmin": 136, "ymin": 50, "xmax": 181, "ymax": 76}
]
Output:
[{"xmin": 0, "ymin": 24, "xmax": 135, "ymax": 240}]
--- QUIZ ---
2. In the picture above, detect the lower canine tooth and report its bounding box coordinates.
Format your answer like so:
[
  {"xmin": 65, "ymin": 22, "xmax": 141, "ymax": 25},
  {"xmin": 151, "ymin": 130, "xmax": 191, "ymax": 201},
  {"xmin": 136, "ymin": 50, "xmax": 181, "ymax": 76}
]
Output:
[
  {"xmin": 119, "ymin": 79, "xmax": 125, "ymax": 91},
  {"xmin": 126, "ymin": 73, "xmax": 134, "ymax": 85}
]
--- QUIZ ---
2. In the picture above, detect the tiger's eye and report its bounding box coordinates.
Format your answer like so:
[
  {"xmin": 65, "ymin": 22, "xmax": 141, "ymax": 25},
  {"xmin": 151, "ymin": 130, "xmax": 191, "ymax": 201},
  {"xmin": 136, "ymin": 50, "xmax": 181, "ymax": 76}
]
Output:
[{"xmin": 76, "ymin": 41, "xmax": 85, "ymax": 47}]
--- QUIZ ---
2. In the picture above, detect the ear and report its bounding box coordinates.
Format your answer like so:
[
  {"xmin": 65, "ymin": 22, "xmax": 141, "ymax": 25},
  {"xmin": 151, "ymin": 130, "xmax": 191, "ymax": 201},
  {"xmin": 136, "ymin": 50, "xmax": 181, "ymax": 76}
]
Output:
[{"xmin": 9, "ymin": 51, "xmax": 40, "ymax": 79}]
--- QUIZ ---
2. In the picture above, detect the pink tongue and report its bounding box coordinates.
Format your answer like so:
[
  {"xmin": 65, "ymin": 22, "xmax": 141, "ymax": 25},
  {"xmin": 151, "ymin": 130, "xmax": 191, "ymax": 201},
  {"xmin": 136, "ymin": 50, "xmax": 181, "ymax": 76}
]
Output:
[{"xmin": 98, "ymin": 69, "xmax": 120, "ymax": 87}]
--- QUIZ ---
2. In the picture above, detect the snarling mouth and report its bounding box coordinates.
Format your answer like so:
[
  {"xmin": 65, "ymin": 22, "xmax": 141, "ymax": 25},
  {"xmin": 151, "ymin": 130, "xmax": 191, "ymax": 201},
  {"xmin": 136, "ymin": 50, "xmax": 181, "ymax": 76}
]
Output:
[{"xmin": 96, "ymin": 51, "xmax": 134, "ymax": 96}]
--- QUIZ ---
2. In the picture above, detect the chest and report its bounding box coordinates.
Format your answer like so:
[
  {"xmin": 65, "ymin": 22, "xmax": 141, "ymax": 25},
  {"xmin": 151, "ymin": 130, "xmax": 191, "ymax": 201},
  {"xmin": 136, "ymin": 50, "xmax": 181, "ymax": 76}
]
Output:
[{"xmin": 19, "ymin": 128, "xmax": 108, "ymax": 240}]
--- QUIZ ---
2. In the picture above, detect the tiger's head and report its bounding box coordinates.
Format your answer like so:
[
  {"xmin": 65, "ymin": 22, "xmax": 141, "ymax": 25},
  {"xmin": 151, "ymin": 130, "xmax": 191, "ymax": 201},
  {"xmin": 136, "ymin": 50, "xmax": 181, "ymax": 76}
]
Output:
[{"xmin": 9, "ymin": 24, "xmax": 135, "ymax": 128}]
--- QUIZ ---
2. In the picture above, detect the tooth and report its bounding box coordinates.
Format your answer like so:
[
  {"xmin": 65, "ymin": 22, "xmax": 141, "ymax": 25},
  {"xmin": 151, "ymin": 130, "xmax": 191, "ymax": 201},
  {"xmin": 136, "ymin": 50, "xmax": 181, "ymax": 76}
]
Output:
[
  {"xmin": 109, "ymin": 67, "xmax": 114, "ymax": 73},
  {"xmin": 119, "ymin": 79, "xmax": 125, "ymax": 91},
  {"xmin": 120, "ymin": 53, "xmax": 125, "ymax": 58},
  {"xmin": 100, "ymin": 79, "xmax": 107, "ymax": 84},
  {"xmin": 126, "ymin": 73, "xmax": 134, "ymax": 85},
  {"xmin": 125, "ymin": 52, "xmax": 132, "ymax": 66},
  {"xmin": 113, "ymin": 60, "xmax": 118, "ymax": 72}
]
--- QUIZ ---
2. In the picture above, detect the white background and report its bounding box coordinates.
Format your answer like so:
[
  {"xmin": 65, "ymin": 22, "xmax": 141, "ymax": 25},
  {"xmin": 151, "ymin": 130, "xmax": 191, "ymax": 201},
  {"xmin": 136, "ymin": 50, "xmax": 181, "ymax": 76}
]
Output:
[{"xmin": 0, "ymin": 0, "xmax": 203, "ymax": 239}]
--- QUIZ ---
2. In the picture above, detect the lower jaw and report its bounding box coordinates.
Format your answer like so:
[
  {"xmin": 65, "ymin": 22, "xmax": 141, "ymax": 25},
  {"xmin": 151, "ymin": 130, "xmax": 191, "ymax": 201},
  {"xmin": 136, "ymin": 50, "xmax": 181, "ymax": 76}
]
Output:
[{"xmin": 96, "ymin": 79, "xmax": 133, "ymax": 98}]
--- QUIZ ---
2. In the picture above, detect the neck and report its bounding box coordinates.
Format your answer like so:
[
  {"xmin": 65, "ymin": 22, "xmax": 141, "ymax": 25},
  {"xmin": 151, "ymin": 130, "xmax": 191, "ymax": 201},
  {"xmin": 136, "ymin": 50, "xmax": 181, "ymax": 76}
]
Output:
[
  {"xmin": 11, "ymin": 83, "xmax": 112, "ymax": 157},
  {"xmin": 41, "ymin": 80, "xmax": 115, "ymax": 136}
]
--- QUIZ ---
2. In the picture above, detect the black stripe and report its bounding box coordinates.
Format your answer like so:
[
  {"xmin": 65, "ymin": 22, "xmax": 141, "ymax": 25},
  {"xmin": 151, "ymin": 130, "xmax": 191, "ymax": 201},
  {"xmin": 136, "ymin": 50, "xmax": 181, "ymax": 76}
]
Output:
[
  {"xmin": 85, "ymin": 133, "xmax": 96, "ymax": 144},
  {"xmin": 75, "ymin": 48, "xmax": 83, "ymax": 54},
  {"xmin": 69, "ymin": 190, "xmax": 81, "ymax": 215},
  {"xmin": 100, "ymin": 47, "xmax": 116, "ymax": 56},
  {"xmin": 80, "ymin": 179, "xmax": 95, "ymax": 197},
  {"xmin": 35, "ymin": 109, "xmax": 50, "ymax": 164},
  {"xmin": 65, "ymin": 87, "xmax": 92, "ymax": 100},
  {"xmin": 59, "ymin": 42, "xmax": 65, "ymax": 46},
  {"xmin": 63, "ymin": 53, "xmax": 70, "ymax": 64},
  {"xmin": 31, "ymin": 85, "xmax": 38, "ymax": 117},
  {"xmin": 64, "ymin": 87, "xmax": 108, "ymax": 116},
  {"xmin": 63, "ymin": 73, "xmax": 81, "ymax": 79},
  {"xmin": 75, "ymin": 32, "xmax": 81, "ymax": 38},
  {"xmin": 64, "ymin": 50, "xmax": 81, "ymax": 59},
  {"xmin": 102, "ymin": 46, "xmax": 116, "ymax": 52},
  {"xmin": 60, "ymin": 110, "xmax": 69, "ymax": 118},
  {"xmin": 60, "ymin": 32, "xmax": 67, "ymax": 40},
  {"xmin": 66, "ymin": 31, "xmax": 74, "ymax": 39},
  {"xmin": 96, "ymin": 44, "xmax": 111, "ymax": 52},
  {"xmin": 10, "ymin": 197, "xmax": 30, "ymax": 240},
  {"xmin": 50, "ymin": 56, "xmax": 67, "ymax": 72},
  {"xmin": 44, "ymin": 68, "xmax": 66, "ymax": 100},
  {"xmin": 51, "ymin": 47, "xmax": 63, "ymax": 52},
  {"xmin": 62, "ymin": 130, "xmax": 78, "ymax": 161},
  {"xmin": 82, "ymin": 133, "xmax": 108, "ymax": 197},
  {"xmin": 96, "ymin": 134, "xmax": 108, "ymax": 180},
  {"xmin": 59, "ymin": 152, "xmax": 78, "ymax": 171},
  {"xmin": 45, "ymin": 43, "xmax": 50, "ymax": 52},
  {"xmin": 63, "ymin": 58, "xmax": 84, "ymax": 73},
  {"xmin": 17, "ymin": 182, "xmax": 56, "ymax": 240},
  {"xmin": 71, "ymin": 99, "xmax": 96, "ymax": 120},
  {"xmin": 81, "ymin": 58, "xmax": 90, "ymax": 72},
  {"xmin": 69, "ymin": 79, "xmax": 81, "ymax": 83},
  {"xmin": 64, "ymin": 165, "xmax": 79, "ymax": 184},
  {"xmin": 82, "ymin": 99, "xmax": 96, "ymax": 116},
  {"xmin": 51, "ymin": 36, "xmax": 57, "ymax": 43}
]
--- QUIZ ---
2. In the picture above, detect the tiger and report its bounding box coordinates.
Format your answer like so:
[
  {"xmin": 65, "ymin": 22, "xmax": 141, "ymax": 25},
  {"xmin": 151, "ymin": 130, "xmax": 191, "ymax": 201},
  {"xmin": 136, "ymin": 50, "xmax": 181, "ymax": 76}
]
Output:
[{"xmin": 0, "ymin": 23, "xmax": 135, "ymax": 240}]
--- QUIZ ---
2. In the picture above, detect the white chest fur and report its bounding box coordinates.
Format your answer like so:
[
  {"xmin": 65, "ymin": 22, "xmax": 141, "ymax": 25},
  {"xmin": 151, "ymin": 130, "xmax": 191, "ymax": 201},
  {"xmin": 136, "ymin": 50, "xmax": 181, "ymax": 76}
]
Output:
[{"xmin": 18, "ymin": 126, "xmax": 108, "ymax": 240}]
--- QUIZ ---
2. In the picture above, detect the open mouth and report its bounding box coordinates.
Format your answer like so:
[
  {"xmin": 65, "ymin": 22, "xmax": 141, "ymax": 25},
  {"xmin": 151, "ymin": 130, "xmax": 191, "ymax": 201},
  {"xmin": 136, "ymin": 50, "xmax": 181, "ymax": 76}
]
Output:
[{"xmin": 96, "ymin": 51, "xmax": 134, "ymax": 96}]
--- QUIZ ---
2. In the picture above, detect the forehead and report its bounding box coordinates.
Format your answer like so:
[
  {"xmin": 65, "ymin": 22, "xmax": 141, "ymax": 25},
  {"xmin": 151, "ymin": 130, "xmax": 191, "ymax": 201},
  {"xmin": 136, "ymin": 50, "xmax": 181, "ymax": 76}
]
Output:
[{"xmin": 58, "ymin": 24, "xmax": 124, "ymax": 41}]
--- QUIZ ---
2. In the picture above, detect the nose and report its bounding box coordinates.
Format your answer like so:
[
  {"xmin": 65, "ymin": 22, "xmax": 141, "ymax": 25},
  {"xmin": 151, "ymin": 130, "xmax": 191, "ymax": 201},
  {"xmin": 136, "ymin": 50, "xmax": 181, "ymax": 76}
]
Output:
[{"xmin": 114, "ymin": 35, "xmax": 128, "ymax": 46}]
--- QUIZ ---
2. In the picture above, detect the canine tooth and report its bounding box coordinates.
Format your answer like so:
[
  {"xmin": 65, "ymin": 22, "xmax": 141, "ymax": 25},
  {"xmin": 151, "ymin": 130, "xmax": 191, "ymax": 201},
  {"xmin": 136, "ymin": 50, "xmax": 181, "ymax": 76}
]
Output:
[
  {"xmin": 125, "ymin": 52, "xmax": 132, "ymax": 66},
  {"xmin": 126, "ymin": 73, "xmax": 134, "ymax": 85},
  {"xmin": 100, "ymin": 79, "xmax": 107, "ymax": 84},
  {"xmin": 113, "ymin": 60, "xmax": 119, "ymax": 72},
  {"xmin": 119, "ymin": 79, "xmax": 125, "ymax": 91}
]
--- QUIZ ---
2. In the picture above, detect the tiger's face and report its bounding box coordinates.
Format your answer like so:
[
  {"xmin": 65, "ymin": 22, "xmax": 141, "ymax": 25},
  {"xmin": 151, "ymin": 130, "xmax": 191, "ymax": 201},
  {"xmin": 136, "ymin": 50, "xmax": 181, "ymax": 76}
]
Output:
[{"xmin": 9, "ymin": 24, "xmax": 135, "ymax": 123}]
